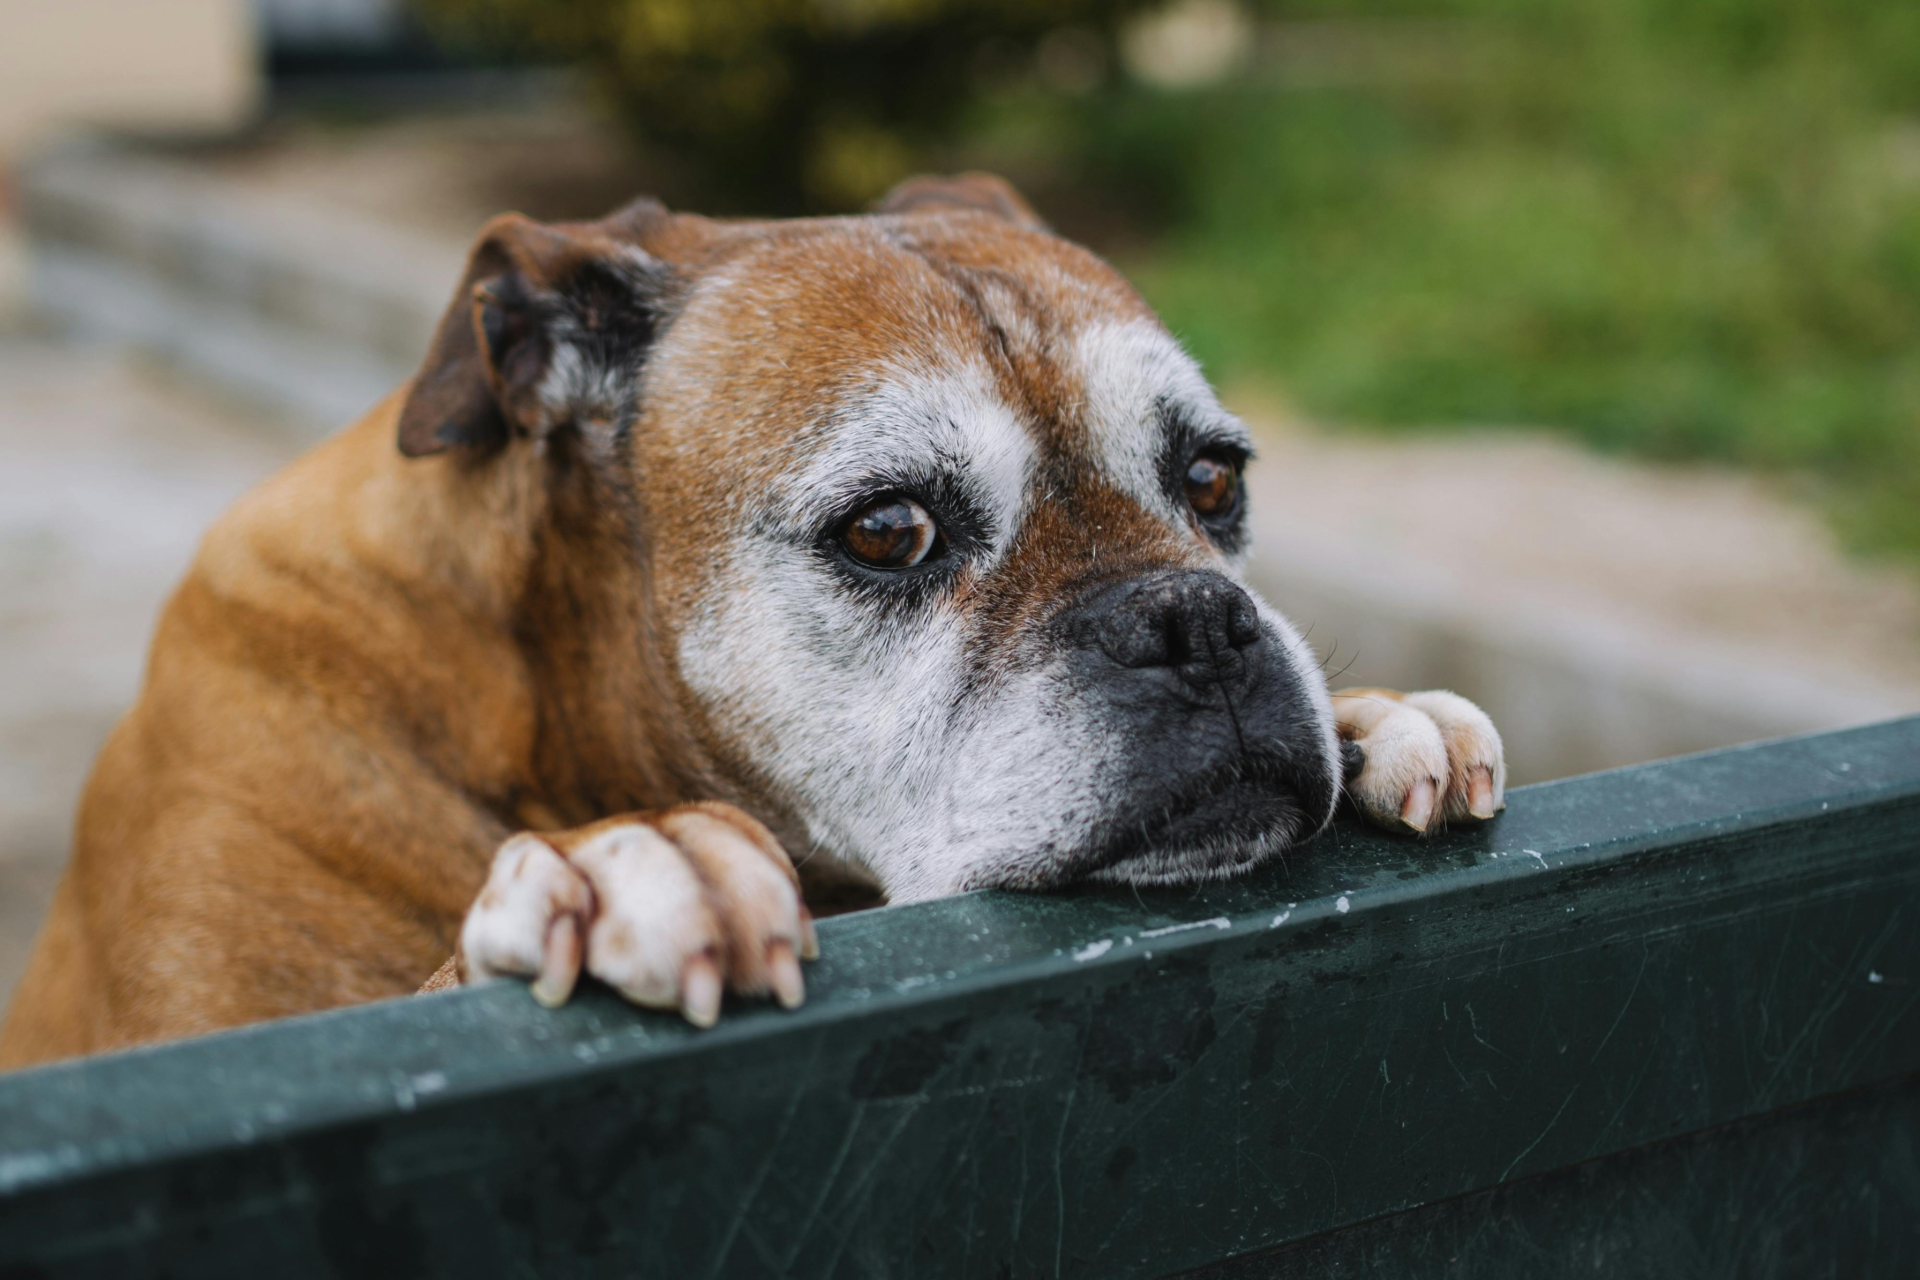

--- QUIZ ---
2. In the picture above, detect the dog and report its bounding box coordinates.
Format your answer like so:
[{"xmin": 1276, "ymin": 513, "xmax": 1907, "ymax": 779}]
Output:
[{"xmin": 0, "ymin": 174, "xmax": 1503, "ymax": 1068}]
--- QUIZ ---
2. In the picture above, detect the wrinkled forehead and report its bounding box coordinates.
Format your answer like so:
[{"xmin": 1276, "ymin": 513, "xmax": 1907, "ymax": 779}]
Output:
[{"xmin": 648, "ymin": 216, "xmax": 1250, "ymax": 540}]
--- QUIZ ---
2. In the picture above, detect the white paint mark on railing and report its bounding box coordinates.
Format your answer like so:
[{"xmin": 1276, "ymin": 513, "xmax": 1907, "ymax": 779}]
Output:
[{"xmin": 1139, "ymin": 917, "xmax": 1232, "ymax": 939}]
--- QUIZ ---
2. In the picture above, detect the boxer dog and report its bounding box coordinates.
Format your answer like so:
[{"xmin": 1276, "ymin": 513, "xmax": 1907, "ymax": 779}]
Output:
[{"xmin": 0, "ymin": 175, "xmax": 1503, "ymax": 1068}]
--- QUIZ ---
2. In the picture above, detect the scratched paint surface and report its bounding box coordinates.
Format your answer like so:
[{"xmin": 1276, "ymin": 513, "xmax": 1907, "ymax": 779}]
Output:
[
  {"xmin": 1191, "ymin": 1071, "xmax": 1920, "ymax": 1279},
  {"xmin": 1, "ymin": 718, "xmax": 1917, "ymax": 1278}
]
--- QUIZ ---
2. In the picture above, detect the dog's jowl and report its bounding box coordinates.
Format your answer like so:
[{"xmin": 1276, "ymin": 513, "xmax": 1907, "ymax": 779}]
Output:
[{"xmin": 0, "ymin": 174, "xmax": 1504, "ymax": 1065}]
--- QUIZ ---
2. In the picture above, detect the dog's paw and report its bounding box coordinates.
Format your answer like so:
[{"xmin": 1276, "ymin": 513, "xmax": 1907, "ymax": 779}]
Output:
[
  {"xmin": 457, "ymin": 803, "xmax": 816, "ymax": 1027},
  {"xmin": 1331, "ymin": 688, "xmax": 1505, "ymax": 834}
]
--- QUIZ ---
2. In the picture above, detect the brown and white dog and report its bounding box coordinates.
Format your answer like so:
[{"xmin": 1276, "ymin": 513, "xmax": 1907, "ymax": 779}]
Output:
[{"xmin": 0, "ymin": 175, "xmax": 1503, "ymax": 1069}]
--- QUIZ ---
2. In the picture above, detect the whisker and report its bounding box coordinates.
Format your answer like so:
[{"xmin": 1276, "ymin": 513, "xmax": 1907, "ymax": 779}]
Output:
[{"xmin": 1323, "ymin": 650, "xmax": 1360, "ymax": 685}]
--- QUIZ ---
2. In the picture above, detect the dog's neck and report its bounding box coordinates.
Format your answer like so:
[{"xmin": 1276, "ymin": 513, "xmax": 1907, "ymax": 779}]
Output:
[
  {"xmin": 214, "ymin": 397, "xmax": 718, "ymax": 834},
  {"xmin": 506, "ymin": 431, "xmax": 724, "ymax": 826}
]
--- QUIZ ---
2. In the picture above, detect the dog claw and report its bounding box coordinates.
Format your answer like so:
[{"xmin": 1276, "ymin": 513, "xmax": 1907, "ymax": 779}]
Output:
[
  {"xmin": 1401, "ymin": 778, "xmax": 1436, "ymax": 833},
  {"xmin": 798, "ymin": 909, "xmax": 820, "ymax": 961},
  {"xmin": 767, "ymin": 940, "xmax": 805, "ymax": 1009},
  {"xmin": 530, "ymin": 914, "xmax": 581, "ymax": 1008},
  {"xmin": 1466, "ymin": 767, "xmax": 1497, "ymax": 820},
  {"xmin": 680, "ymin": 954, "xmax": 723, "ymax": 1028}
]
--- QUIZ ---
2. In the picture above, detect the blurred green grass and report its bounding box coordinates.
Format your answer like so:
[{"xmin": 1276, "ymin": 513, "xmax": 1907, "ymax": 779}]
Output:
[{"xmin": 992, "ymin": 0, "xmax": 1920, "ymax": 560}]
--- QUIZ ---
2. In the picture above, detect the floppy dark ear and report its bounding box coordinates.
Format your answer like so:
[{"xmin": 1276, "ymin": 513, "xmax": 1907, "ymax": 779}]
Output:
[
  {"xmin": 397, "ymin": 203, "xmax": 676, "ymax": 458},
  {"xmin": 873, "ymin": 172, "xmax": 1049, "ymax": 233}
]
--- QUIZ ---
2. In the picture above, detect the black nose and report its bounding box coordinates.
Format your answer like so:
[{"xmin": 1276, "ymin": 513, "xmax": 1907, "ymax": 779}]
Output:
[{"xmin": 1084, "ymin": 570, "xmax": 1263, "ymax": 684}]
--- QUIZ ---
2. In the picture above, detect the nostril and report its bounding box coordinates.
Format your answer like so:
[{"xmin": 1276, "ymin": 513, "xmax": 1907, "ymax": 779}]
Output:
[{"xmin": 1225, "ymin": 589, "xmax": 1261, "ymax": 651}]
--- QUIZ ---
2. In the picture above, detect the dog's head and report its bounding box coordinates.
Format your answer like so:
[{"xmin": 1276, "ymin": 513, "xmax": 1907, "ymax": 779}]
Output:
[{"xmin": 397, "ymin": 175, "xmax": 1340, "ymax": 901}]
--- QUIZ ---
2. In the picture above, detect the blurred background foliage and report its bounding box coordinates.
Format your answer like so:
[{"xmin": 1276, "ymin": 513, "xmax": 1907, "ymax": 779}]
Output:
[
  {"xmin": 407, "ymin": 0, "xmax": 1160, "ymax": 210},
  {"xmin": 411, "ymin": 0, "xmax": 1920, "ymax": 560}
]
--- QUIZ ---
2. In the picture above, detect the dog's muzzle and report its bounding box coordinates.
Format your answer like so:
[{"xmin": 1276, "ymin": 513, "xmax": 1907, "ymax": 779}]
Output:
[{"xmin": 1056, "ymin": 569, "xmax": 1336, "ymax": 881}]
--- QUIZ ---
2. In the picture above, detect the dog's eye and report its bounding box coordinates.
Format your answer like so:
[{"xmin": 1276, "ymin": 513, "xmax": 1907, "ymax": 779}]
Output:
[
  {"xmin": 1184, "ymin": 454, "xmax": 1239, "ymax": 520},
  {"xmin": 842, "ymin": 497, "xmax": 938, "ymax": 569}
]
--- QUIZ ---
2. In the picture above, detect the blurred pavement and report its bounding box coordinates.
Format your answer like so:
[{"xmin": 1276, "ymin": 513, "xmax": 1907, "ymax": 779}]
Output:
[{"xmin": 0, "ymin": 336, "xmax": 296, "ymax": 1009}]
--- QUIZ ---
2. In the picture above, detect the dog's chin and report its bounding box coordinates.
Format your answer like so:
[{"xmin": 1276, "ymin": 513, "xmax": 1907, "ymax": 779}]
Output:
[
  {"xmin": 1072, "ymin": 759, "xmax": 1325, "ymax": 888},
  {"xmin": 1083, "ymin": 792, "xmax": 1304, "ymax": 887}
]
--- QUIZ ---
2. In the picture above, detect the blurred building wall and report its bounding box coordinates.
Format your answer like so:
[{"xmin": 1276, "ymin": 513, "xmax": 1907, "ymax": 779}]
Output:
[{"xmin": 0, "ymin": 0, "xmax": 259, "ymax": 157}]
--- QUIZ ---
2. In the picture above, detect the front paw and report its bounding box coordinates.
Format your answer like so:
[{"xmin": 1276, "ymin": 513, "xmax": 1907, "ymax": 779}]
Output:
[
  {"xmin": 457, "ymin": 803, "xmax": 816, "ymax": 1027},
  {"xmin": 1332, "ymin": 688, "xmax": 1506, "ymax": 834}
]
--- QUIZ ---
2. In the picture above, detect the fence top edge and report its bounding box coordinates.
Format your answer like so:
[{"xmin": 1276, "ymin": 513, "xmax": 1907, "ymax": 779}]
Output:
[{"xmin": 2, "ymin": 714, "xmax": 1917, "ymax": 1197}]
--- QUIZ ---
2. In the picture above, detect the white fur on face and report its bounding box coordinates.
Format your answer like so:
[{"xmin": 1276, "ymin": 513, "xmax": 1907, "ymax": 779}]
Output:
[
  {"xmin": 772, "ymin": 352, "xmax": 1033, "ymax": 560},
  {"xmin": 676, "ymin": 353, "xmax": 1036, "ymax": 898},
  {"xmin": 1075, "ymin": 318, "xmax": 1256, "ymax": 541},
  {"xmin": 677, "ymin": 320, "xmax": 1338, "ymax": 901}
]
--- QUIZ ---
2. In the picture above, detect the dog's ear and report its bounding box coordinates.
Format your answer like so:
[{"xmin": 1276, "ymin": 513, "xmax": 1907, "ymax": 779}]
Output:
[
  {"xmin": 397, "ymin": 200, "xmax": 677, "ymax": 458},
  {"xmin": 873, "ymin": 172, "xmax": 1049, "ymax": 232}
]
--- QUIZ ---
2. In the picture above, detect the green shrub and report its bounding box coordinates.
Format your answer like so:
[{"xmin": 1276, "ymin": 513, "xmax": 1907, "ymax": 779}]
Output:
[{"xmin": 409, "ymin": 0, "xmax": 1153, "ymax": 211}]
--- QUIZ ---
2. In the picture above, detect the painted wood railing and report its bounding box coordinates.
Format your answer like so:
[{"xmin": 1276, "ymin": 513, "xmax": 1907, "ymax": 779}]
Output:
[{"xmin": 2, "ymin": 717, "xmax": 1917, "ymax": 1278}]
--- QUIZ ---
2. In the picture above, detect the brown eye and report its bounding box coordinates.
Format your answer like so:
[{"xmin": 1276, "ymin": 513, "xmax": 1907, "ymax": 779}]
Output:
[
  {"xmin": 1184, "ymin": 455, "xmax": 1239, "ymax": 520},
  {"xmin": 842, "ymin": 497, "xmax": 938, "ymax": 569}
]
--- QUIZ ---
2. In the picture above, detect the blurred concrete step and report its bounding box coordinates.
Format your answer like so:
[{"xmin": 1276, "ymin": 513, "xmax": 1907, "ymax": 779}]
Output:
[
  {"xmin": 17, "ymin": 142, "xmax": 462, "ymax": 435},
  {"xmin": 1241, "ymin": 424, "xmax": 1920, "ymax": 782}
]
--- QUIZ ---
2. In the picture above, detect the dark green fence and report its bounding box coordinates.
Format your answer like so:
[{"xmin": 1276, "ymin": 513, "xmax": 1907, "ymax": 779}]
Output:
[{"xmin": 3, "ymin": 718, "xmax": 1917, "ymax": 1278}]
